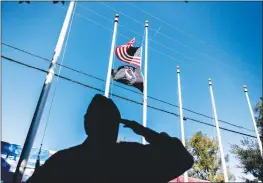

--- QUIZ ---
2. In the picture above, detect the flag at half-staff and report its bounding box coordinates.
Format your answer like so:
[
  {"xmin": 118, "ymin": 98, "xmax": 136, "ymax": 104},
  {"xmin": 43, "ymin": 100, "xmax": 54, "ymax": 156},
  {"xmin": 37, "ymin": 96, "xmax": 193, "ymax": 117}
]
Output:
[
  {"xmin": 112, "ymin": 65, "xmax": 144, "ymax": 93},
  {"xmin": 115, "ymin": 38, "xmax": 142, "ymax": 68},
  {"xmin": 113, "ymin": 37, "xmax": 144, "ymax": 92}
]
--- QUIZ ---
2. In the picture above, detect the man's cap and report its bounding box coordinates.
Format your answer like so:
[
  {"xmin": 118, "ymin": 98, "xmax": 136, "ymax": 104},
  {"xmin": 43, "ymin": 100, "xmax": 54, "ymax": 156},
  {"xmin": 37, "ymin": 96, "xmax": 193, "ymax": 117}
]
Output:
[{"xmin": 85, "ymin": 94, "xmax": 121, "ymax": 121}]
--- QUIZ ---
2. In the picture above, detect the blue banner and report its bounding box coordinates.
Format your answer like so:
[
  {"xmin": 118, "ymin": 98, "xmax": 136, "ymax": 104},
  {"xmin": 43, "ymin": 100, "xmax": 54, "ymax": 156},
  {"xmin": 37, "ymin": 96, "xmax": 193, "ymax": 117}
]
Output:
[{"xmin": 1, "ymin": 141, "xmax": 56, "ymax": 182}]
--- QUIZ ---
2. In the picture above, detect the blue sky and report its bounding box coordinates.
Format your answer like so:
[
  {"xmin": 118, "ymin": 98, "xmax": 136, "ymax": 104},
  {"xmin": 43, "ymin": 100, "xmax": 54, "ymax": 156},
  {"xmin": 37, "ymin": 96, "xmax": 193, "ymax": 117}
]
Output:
[{"xmin": 2, "ymin": 1, "xmax": 262, "ymax": 181}]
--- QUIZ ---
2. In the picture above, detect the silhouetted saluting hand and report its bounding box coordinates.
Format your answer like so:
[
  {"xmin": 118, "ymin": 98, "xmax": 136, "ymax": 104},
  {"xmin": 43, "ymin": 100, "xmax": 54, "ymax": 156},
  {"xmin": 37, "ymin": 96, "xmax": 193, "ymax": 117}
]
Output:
[
  {"xmin": 121, "ymin": 119, "xmax": 170, "ymax": 144},
  {"xmin": 122, "ymin": 119, "xmax": 144, "ymax": 134}
]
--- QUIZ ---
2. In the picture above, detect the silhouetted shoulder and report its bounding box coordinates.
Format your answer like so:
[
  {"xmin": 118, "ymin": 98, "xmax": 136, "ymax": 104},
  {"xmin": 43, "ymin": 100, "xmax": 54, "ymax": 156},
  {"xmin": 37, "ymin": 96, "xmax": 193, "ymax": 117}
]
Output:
[
  {"xmin": 26, "ymin": 144, "xmax": 83, "ymax": 183},
  {"xmin": 115, "ymin": 139, "xmax": 193, "ymax": 183},
  {"xmin": 147, "ymin": 133, "xmax": 194, "ymax": 182}
]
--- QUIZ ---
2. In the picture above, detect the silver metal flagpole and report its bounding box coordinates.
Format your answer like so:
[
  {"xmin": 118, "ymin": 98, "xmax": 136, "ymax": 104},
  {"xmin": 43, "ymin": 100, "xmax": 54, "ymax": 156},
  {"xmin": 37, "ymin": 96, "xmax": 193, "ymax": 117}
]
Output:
[
  {"xmin": 142, "ymin": 20, "xmax": 149, "ymax": 145},
  {"xmin": 243, "ymin": 85, "xmax": 263, "ymax": 158},
  {"xmin": 12, "ymin": 1, "xmax": 75, "ymax": 182},
  {"xmin": 176, "ymin": 66, "xmax": 188, "ymax": 182},
  {"xmin": 104, "ymin": 14, "xmax": 119, "ymax": 98},
  {"xmin": 208, "ymin": 78, "xmax": 229, "ymax": 182}
]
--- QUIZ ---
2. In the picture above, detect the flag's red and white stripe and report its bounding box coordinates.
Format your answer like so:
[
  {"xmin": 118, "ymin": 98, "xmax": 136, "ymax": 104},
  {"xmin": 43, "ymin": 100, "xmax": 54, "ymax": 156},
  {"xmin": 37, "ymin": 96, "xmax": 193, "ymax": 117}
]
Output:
[
  {"xmin": 127, "ymin": 37, "xmax": 135, "ymax": 46},
  {"xmin": 115, "ymin": 38, "xmax": 142, "ymax": 68}
]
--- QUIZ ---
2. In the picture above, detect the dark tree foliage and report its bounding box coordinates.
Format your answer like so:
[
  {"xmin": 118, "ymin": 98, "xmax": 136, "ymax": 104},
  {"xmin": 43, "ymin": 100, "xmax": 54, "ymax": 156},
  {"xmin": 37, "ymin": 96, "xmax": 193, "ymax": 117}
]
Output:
[
  {"xmin": 230, "ymin": 138, "xmax": 262, "ymax": 182},
  {"xmin": 230, "ymin": 97, "xmax": 263, "ymax": 182}
]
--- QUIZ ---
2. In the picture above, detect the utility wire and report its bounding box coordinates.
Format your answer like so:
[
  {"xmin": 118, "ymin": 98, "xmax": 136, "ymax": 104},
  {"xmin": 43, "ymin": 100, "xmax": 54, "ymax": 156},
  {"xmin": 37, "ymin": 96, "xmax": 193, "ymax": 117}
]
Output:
[
  {"xmin": 61, "ymin": 4, "xmax": 190, "ymax": 67},
  {"xmin": 2, "ymin": 55, "xmax": 177, "ymax": 116},
  {"xmin": 2, "ymin": 42, "xmax": 105, "ymax": 82},
  {"xmin": 61, "ymin": 7, "xmax": 256, "ymax": 132},
  {"xmin": 60, "ymin": 4, "xmax": 260, "ymax": 133},
  {"xmin": 1, "ymin": 55, "xmax": 257, "ymax": 139},
  {"xmin": 124, "ymin": 1, "xmax": 259, "ymax": 72},
  {"xmin": 77, "ymin": 4, "xmax": 199, "ymax": 68},
  {"xmin": 62, "ymin": 4, "xmax": 241, "ymax": 82},
  {"xmin": 2, "ymin": 42, "xmax": 50, "ymax": 62},
  {"xmin": 93, "ymin": 3, "xmax": 192, "ymax": 66},
  {"xmin": 98, "ymin": 2, "xmax": 254, "ymax": 72},
  {"xmin": 75, "ymin": 3, "xmax": 259, "ymax": 84},
  {"xmin": 2, "ymin": 42, "xmax": 255, "ymax": 133},
  {"xmin": 56, "ymin": 5, "xmax": 259, "ymax": 124}
]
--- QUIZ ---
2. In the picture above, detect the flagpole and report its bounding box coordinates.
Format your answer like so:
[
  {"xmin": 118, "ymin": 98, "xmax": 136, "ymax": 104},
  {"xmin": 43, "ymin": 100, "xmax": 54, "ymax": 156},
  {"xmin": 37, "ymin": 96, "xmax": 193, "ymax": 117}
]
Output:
[
  {"xmin": 12, "ymin": 2, "xmax": 75, "ymax": 182},
  {"xmin": 208, "ymin": 78, "xmax": 229, "ymax": 182},
  {"xmin": 104, "ymin": 14, "xmax": 119, "ymax": 98},
  {"xmin": 243, "ymin": 85, "xmax": 263, "ymax": 158},
  {"xmin": 176, "ymin": 66, "xmax": 188, "ymax": 182},
  {"xmin": 142, "ymin": 20, "xmax": 149, "ymax": 145}
]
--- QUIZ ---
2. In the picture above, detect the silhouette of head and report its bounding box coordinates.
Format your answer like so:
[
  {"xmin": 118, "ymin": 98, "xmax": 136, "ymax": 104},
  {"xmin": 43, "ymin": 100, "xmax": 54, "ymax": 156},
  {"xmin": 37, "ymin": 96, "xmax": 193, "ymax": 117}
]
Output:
[{"xmin": 84, "ymin": 94, "xmax": 121, "ymax": 144}]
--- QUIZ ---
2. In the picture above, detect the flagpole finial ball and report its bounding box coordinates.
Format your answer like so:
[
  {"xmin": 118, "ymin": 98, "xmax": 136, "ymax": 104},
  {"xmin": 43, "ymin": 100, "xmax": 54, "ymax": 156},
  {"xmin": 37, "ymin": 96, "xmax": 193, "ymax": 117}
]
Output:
[
  {"xmin": 177, "ymin": 66, "xmax": 180, "ymax": 69},
  {"xmin": 208, "ymin": 78, "xmax": 211, "ymax": 81},
  {"xmin": 243, "ymin": 85, "xmax": 247, "ymax": 88},
  {"xmin": 145, "ymin": 20, "xmax": 149, "ymax": 27},
  {"xmin": 115, "ymin": 14, "xmax": 119, "ymax": 18}
]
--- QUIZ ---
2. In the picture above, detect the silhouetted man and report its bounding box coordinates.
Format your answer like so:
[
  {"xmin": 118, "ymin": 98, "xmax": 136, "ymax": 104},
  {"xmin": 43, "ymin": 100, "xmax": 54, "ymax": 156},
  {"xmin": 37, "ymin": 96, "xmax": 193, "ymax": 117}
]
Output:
[{"xmin": 26, "ymin": 94, "xmax": 193, "ymax": 183}]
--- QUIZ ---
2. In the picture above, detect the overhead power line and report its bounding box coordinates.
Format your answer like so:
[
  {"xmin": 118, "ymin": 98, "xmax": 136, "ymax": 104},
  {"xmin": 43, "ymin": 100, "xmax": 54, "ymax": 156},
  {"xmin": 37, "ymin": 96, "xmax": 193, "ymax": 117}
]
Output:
[
  {"xmin": 73, "ymin": 3, "xmax": 259, "ymax": 88},
  {"xmin": 1, "ymin": 55, "xmax": 257, "ymax": 139},
  {"xmin": 64, "ymin": 3, "xmax": 257, "ymax": 91},
  {"xmin": 77, "ymin": 3, "xmax": 191, "ymax": 68},
  {"xmin": 124, "ymin": 1, "xmax": 259, "ymax": 72},
  {"xmin": 61, "ymin": 7, "xmax": 257, "ymax": 132},
  {"xmin": 2, "ymin": 42, "xmax": 255, "ymax": 133},
  {"xmin": 97, "ymin": 2, "xmax": 259, "ymax": 74},
  {"xmin": 78, "ymin": 3, "xmax": 232, "ymax": 71},
  {"xmin": 2, "ymin": 42, "xmax": 105, "ymax": 82},
  {"xmin": 58, "ymin": 4, "xmax": 186, "ymax": 67}
]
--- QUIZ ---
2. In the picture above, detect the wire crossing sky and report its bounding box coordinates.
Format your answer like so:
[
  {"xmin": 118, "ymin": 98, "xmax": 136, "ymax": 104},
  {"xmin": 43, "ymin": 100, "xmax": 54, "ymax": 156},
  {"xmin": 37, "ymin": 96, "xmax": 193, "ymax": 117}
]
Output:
[
  {"xmin": 1, "ymin": 42, "xmax": 256, "ymax": 133},
  {"xmin": 1, "ymin": 54, "xmax": 257, "ymax": 139},
  {"xmin": 2, "ymin": 1, "xmax": 262, "ymax": 181}
]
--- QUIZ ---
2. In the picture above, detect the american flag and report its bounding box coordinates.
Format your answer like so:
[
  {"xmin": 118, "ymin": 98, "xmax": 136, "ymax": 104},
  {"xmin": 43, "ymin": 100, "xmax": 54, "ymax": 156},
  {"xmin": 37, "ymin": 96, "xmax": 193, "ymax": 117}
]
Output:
[{"xmin": 115, "ymin": 38, "xmax": 142, "ymax": 68}]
